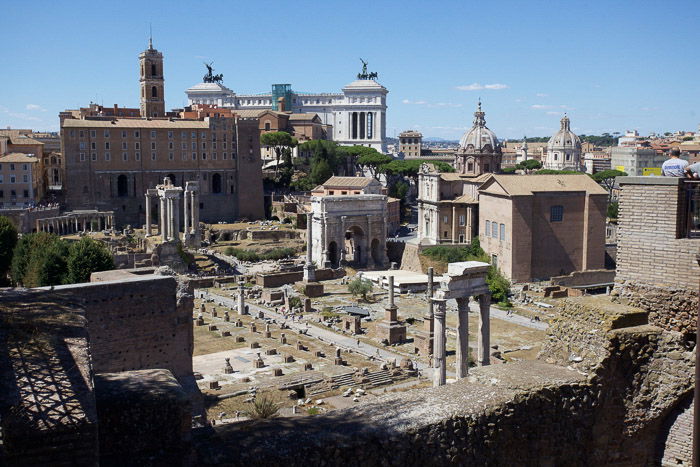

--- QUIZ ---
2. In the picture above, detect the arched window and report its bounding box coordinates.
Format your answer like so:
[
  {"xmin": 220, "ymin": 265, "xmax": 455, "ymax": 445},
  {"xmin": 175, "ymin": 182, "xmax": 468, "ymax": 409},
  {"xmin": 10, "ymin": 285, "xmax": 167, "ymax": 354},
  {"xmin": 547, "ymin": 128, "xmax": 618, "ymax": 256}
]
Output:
[
  {"xmin": 151, "ymin": 86, "xmax": 158, "ymax": 98},
  {"xmin": 212, "ymin": 173, "xmax": 222, "ymax": 194},
  {"xmin": 151, "ymin": 63, "xmax": 156, "ymax": 76},
  {"xmin": 167, "ymin": 173, "xmax": 176, "ymax": 185},
  {"xmin": 117, "ymin": 174, "xmax": 128, "ymax": 197},
  {"xmin": 467, "ymin": 162, "xmax": 474, "ymax": 172}
]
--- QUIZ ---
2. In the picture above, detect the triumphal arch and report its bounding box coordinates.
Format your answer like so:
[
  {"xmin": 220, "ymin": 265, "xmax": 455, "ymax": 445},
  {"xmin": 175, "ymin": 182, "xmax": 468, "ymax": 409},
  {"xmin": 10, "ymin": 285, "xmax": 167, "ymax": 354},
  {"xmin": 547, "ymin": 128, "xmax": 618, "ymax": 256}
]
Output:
[{"xmin": 310, "ymin": 194, "xmax": 388, "ymax": 269}]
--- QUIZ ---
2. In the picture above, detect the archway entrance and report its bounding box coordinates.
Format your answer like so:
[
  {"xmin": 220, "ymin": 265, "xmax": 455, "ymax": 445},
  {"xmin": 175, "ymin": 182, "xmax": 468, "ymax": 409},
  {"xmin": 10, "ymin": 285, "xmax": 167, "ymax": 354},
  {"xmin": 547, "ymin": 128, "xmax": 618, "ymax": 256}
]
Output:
[
  {"xmin": 328, "ymin": 241, "xmax": 338, "ymax": 268},
  {"xmin": 344, "ymin": 226, "xmax": 366, "ymax": 267},
  {"xmin": 117, "ymin": 175, "xmax": 128, "ymax": 197}
]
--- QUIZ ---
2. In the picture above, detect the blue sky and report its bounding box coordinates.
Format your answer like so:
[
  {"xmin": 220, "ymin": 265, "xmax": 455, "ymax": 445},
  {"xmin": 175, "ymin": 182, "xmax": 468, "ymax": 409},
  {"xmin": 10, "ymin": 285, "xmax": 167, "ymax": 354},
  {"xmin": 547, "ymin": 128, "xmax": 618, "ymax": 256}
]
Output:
[{"xmin": 2, "ymin": 0, "xmax": 698, "ymax": 140}]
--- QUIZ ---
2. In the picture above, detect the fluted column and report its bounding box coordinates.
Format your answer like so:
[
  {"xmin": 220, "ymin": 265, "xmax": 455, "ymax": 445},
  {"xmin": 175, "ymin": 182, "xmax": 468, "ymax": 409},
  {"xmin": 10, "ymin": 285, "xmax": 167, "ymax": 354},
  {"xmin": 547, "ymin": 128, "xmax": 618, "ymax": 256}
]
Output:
[
  {"xmin": 159, "ymin": 196, "xmax": 166, "ymax": 237},
  {"xmin": 432, "ymin": 298, "xmax": 447, "ymax": 387},
  {"xmin": 183, "ymin": 190, "xmax": 190, "ymax": 243},
  {"xmin": 478, "ymin": 294, "xmax": 491, "ymax": 366},
  {"xmin": 456, "ymin": 296, "xmax": 470, "ymax": 378},
  {"xmin": 173, "ymin": 195, "xmax": 180, "ymax": 242},
  {"xmin": 145, "ymin": 194, "xmax": 152, "ymax": 236},
  {"xmin": 167, "ymin": 197, "xmax": 175, "ymax": 241}
]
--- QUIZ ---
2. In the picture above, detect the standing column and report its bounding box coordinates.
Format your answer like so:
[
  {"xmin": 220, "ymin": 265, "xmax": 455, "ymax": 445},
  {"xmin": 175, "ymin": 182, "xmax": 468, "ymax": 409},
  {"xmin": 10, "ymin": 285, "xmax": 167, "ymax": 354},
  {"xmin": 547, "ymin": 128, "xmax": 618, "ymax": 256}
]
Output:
[
  {"xmin": 455, "ymin": 296, "xmax": 470, "ymax": 378},
  {"xmin": 192, "ymin": 191, "xmax": 199, "ymax": 236},
  {"xmin": 159, "ymin": 196, "xmax": 166, "ymax": 237},
  {"xmin": 173, "ymin": 195, "xmax": 180, "ymax": 242},
  {"xmin": 168, "ymin": 197, "xmax": 175, "ymax": 241},
  {"xmin": 183, "ymin": 191, "xmax": 190, "ymax": 242},
  {"xmin": 145, "ymin": 194, "xmax": 152, "ymax": 236},
  {"xmin": 74, "ymin": 217, "xmax": 79, "ymax": 233},
  {"xmin": 452, "ymin": 206, "xmax": 457, "ymax": 244},
  {"xmin": 478, "ymin": 294, "xmax": 491, "ymax": 366},
  {"xmin": 425, "ymin": 267, "xmax": 435, "ymax": 357},
  {"xmin": 237, "ymin": 279, "xmax": 246, "ymax": 315},
  {"xmin": 432, "ymin": 298, "xmax": 447, "ymax": 387},
  {"xmin": 303, "ymin": 212, "xmax": 316, "ymax": 282}
]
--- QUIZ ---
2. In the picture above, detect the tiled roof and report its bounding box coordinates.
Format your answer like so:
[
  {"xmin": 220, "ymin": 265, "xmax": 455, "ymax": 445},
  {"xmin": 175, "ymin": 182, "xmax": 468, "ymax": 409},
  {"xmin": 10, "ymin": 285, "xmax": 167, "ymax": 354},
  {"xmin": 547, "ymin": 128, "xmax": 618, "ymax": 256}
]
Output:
[
  {"xmin": 62, "ymin": 119, "xmax": 210, "ymax": 129},
  {"xmin": 482, "ymin": 174, "xmax": 607, "ymax": 196},
  {"xmin": 0, "ymin": 153, "xmax": 39, "ymax": 163},
  {"xmin": 321, "ymin": 176, "xmax": 376, "ymax": 188}
]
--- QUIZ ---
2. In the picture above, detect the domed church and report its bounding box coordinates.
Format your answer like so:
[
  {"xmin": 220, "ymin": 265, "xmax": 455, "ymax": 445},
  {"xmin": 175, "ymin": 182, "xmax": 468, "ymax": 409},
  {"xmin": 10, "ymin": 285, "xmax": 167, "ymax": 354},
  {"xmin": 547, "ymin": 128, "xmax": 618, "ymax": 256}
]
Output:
[
  {"xmin": 454, "ymin": 101, "xmax": 502, "ymax": 176},
  {"xmin": 544, "ymin": 115, "xmax": 583, "ymax": 171}
]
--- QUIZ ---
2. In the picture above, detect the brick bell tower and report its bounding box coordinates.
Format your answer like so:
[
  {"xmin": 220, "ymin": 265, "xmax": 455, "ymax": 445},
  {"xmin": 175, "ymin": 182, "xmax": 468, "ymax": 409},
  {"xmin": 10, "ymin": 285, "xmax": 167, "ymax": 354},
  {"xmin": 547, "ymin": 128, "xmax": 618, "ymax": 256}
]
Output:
[{"xmin": 139, "ymin": 37, "xmax": 165, "ymax": 118}]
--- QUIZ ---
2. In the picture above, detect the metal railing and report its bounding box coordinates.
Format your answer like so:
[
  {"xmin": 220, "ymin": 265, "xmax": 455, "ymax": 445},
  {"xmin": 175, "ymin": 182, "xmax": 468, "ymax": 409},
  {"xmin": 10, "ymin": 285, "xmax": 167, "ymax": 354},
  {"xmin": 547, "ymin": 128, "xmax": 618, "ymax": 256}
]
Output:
[{"xmin": 683, "ymin": 180, "xmax": 700, "ymax": 239}]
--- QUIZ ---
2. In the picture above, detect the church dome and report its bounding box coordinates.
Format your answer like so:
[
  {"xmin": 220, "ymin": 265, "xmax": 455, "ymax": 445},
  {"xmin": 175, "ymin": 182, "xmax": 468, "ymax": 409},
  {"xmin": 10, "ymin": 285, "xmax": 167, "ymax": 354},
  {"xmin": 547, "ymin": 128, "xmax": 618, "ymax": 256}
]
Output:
[
  {"xmin": 459, "ymin": 102, "xmax": 501, "ymax": 154},
  {"xmin": 547, "ymin": 115, "xmax": 581, "ymax": 150}
]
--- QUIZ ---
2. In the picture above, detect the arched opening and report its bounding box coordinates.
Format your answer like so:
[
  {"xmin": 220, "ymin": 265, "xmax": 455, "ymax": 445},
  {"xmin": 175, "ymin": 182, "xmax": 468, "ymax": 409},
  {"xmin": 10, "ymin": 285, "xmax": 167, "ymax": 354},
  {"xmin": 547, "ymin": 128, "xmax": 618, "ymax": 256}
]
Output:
[
  {"xmin": 344, "ymin": 226, "xmax": 366, "ymax": 267},
  {"xmin": 327, "ymin": 241, "xmax": 338, "ymax": 268},
  {"xmin": 371, "ymin": 238, "xmax": 383, "ymax": 267},
  {"xmin": 151, "ymin": 86, "xmax": 158, "ymax": 98},
  {"xmin": 167, "ymin": 173, "xmax": 176, "ymax": 185},
  {"xmin": 117, "ymin": 175, "xmax": 128, "ymax": 197},
  {"xmin": 212, "ymin": 173, "xmax": 222, "ymax": 193}
]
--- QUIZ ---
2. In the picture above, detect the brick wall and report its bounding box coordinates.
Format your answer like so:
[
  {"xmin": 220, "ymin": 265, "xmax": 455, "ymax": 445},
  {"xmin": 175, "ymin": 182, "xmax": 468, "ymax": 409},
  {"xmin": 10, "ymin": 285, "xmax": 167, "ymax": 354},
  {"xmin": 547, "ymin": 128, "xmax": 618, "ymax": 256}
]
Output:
[
  {"xmin": 657, "ymin": 396, "xmax": 692, "ymax": 466},
  {"xmin": 614, "ymin": 177, "xmax": 699, "ymax": 334}
]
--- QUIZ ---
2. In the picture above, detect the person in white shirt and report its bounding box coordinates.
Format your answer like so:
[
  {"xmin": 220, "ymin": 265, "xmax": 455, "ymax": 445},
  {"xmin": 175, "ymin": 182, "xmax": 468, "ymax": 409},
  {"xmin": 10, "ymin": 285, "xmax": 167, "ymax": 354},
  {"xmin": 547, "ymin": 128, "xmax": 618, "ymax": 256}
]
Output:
[{"xmin": 662, "ymin": 148, "xmax": 688, "ymax": 177}]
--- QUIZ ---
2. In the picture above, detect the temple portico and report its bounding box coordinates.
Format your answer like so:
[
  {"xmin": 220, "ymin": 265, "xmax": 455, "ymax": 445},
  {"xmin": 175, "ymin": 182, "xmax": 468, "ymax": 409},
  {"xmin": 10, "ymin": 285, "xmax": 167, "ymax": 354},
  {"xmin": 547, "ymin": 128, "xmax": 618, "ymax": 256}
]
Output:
[
  {"xmin": 432, "ymin": 261, "xmax": 491, "ymax": 387},
  {"xmin": 145, "ymin": 178, "xmax": 200, "ymax": 246},
  {"xmin": 36, "ymin": 210, "xmax": 115, "ymax": 234}
]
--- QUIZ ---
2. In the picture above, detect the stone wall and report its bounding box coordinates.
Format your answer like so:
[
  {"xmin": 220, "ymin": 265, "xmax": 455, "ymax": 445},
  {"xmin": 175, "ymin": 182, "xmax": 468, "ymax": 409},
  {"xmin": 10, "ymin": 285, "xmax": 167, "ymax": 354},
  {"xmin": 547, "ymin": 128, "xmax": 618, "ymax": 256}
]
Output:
[
  {"xmin": 47, "ymin": 275, "xmax": 194, "ymax": 383},
  {"xmin": 0, "ymin": 206, "xmax": 61, "ymax": 233},
  {"xmin": 657, "ymin": 395, "xmax": 693, "ymax": 466},
  {"xmin": 614, "ymin": 177, "xmax": 699, "ymax": 335},
  {"xmin": 550, "ymin": 269, "xmax": 615, "ymax": 288}
]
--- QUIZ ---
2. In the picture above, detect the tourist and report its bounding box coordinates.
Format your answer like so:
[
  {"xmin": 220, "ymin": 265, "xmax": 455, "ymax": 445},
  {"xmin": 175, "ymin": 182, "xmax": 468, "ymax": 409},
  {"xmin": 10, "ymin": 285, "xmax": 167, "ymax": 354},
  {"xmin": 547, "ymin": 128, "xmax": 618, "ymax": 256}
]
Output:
[
  {"xmin": 661, "ymin": 148, "xmax": 688, "ymax": 177},
  {"xmin": 684, "ymin": 161, "xmax": 700, "ymax": 179}
]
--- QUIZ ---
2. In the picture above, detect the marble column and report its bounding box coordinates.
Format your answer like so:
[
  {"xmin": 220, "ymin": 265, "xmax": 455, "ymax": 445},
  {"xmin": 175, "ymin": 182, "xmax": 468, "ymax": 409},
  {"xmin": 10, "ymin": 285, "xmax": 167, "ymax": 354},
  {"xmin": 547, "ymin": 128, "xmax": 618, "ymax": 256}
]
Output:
[
  {"xmin": 183, "ymin": 190, "xmax": 190, "ymax": 243},
  {"xmin": 478, "ymin": 294, "xmax": 491, "ymax": 366},
  {"xmin": 303, "ymin": 212, "xmax": 316, "ymax": 282},
  {"xmin": 237, "ymin": 279, "xmax": 246, "ymax": 315},
  {"xmin": 169, "ymin": 197, "xmax": 176, "ymax": 241},
  {"xmin": 452, "ymin": 206, "xmax": 457, "ymax": 244},
  {"xmin": 432, "ymin": 298, "xmax": 447, "ymax": 387},
  {"xmin": 145, "ymin": 194, "xmax": 152, "ymax": 236},
  {"xmin": 159, "ymin": 196, "xmax": 166, "ymax": 238},
  {"xmin": 456, "ymin": 296, "xmax": 470, "ymax": 378},
  {"xmin": 192, "ymin": 191, "xmax": 199, "ymax": 236},
  {"xmin": 173, "ymin": 195, "xmax": 180, "ymax": 242},
  {"xmin": 426, "ymin": 267, "xmax": 435, "ymax": 357}
]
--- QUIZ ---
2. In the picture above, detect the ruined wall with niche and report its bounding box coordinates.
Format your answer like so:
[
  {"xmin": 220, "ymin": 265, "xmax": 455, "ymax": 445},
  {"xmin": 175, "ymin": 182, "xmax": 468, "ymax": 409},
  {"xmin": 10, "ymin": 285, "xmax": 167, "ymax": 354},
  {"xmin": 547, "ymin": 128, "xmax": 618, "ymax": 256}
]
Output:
[{"xmin": 195, "ymin": 296, "xmax": 694, "ymax": 466}]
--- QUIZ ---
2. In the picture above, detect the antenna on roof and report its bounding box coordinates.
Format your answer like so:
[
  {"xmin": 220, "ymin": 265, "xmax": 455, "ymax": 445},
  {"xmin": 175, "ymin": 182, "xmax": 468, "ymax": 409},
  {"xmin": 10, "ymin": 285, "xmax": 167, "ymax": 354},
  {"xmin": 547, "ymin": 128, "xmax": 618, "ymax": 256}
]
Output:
[{"xmin": 148, "ymin": 23, "xmax": 153, "ymax": 49}]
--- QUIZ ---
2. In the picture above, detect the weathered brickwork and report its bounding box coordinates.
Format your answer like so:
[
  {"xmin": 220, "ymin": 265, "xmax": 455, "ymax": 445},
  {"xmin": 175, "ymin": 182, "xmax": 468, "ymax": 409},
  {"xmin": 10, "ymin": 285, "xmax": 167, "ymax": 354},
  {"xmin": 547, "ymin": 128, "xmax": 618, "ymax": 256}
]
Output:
[
  {"xmin": 614, "ymin": 177, "xmax": 699, "ymax": 334},
  {"xmin": 658, "ymin": 396, "xmax": 693, "ymax": 466}
]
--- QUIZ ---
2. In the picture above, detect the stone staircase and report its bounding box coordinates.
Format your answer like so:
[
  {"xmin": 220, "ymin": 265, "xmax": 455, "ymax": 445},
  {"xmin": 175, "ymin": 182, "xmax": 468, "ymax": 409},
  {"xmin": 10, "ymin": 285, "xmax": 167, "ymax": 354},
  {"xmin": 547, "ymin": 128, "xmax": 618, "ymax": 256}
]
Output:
[{"xmin": 366, "ymin": 369, "xmax": 392, "ymax": 387}]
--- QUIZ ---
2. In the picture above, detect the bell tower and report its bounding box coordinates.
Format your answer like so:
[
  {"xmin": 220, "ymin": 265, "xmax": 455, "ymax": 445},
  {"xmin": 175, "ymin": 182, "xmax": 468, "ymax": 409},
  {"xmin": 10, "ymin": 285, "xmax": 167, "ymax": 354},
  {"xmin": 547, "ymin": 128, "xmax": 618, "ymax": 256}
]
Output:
[{"xmin": 139, "ymin": 37, "xmax": 165, "ymax": 118}]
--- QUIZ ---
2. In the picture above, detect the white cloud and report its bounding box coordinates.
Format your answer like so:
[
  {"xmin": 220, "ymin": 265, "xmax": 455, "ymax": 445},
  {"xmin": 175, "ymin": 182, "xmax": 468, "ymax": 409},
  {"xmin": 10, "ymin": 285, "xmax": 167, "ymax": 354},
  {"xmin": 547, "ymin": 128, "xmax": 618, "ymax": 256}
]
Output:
[
  {"xmin": 546, "ymin": 111, "xmax": 560, "ymax": 115},
  {"xmin": 536, "ymin": 93, "xmax": 548, "ymax": 97},
  {"xmin": 531, "ymin": 104, "xmax": 552, "ymax": 109},
  {"xmin": 402, "ymin": 99, "xmax": 461, "ymax": 108},
  {"xmin": 455, "ymin": 83, "xmax": 509, "ymax": 91},
  {"xmin": 26, "ymin": 104, "xmax": 46, "ymax": 112}
]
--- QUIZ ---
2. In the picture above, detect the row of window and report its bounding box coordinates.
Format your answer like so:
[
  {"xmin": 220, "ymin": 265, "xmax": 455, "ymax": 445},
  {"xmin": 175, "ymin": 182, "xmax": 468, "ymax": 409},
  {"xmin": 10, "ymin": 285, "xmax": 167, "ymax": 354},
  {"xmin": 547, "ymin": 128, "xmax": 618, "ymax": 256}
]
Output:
[
  {"xmin": 0, "ymin": 190, "xmax": 30, "ymax": 199},
  {"xmin": 78, "ymin": 152, "xmax": 233, "ymax": 162},
  {"xmin": 484, "ymin": 220, "xmax": 506, "ymax": 241},
  {"xmin": 0, "ymin": 163, "xmax": 29, "ymax": 171},
  {"xmin": 79, "ymin": 141, "xmax": 229, "ymax": 151},
  {"xmin": 442, "ymin": 215, "xmax": 466, "ymax": 226},
  {"xmin": 70, "ymin": 129, "xmax": 231, "ymax": 141},
  {"xmin": 0, "ymin": 175, "xmax": 29, "ymax": 184}
]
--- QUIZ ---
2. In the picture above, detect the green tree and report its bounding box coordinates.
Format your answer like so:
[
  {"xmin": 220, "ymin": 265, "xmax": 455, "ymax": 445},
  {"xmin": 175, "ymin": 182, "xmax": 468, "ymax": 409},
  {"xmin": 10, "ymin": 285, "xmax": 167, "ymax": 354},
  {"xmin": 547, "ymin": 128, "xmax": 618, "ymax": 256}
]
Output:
[
  {"xmin": 607, "ymin": 201, "xmax": 619, "ymax": 220},
  {"xmin": 590, "ymin": 169, "xmax": 627, "ymax": 203},
  {"xmin": 356, "ymin": 149, "xmax": 393, "ymax": 180},
  {"xmin": 0, "ymin": 216, "xmax": 18, "ymax": 284},
  {"xmin": 310, "ymin": 159, "xmax": 333, "ymax": 185},
  {"xmin": 66, "ymin": 236, "xmax": 115, "ymax": 284},
  {"xmin": 13, "ymin": 233, "xmax": 70, "ymax": 287},
  {"xmin": 430, "ymin": 161, "xmax": 456, "ymax": 173},
  {"xmin": 515, "ymin": 159, "xmax": 542, "ymax": 171},
  {"xmin": 348, "ymin": 277, "xmax": 373, "ymax": 301},
  {"xmin": 260, "ymin": 131, "xmax": 298, "ymax": 177},
  {"xmin": 486, "ymin": 267, "xmax": 511, "ymax": 306}
]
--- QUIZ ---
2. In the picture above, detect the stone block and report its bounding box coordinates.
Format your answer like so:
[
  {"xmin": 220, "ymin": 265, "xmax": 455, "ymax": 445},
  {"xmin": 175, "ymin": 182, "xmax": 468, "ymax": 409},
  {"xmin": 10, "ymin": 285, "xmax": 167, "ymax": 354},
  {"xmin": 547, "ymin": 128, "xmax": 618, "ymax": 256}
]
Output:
[
  {"xmin": 250, "ymin": 342, "xmax": 260, "ymax": 349},
  {"xmin": 220, "ymin": 330, "xmax": 231, "ymax": 337},
  {"xmin": 273, "ymin": 368, "xmax": 283, "ymax": 376},
  {"xmin": 235, "ymin": 336, "xmax": 245, "ymax": 343},
  {"xmin": 304, "ymin": 363, "xmax": 313, "ymax": 371},
  {"xmin": 283, "ymin": 354, "xmax": 295, "ymax": 363},
  {"xmin": 208, "ymin": 324, "xmax": 218, "ymax": 332},
  {"xmin": 265, "ymin": 348, "xmax": 277, "ymax": 355},
  {"xmin": 296, "ymin": 281, "xmax": 324, "ymax": 298}
]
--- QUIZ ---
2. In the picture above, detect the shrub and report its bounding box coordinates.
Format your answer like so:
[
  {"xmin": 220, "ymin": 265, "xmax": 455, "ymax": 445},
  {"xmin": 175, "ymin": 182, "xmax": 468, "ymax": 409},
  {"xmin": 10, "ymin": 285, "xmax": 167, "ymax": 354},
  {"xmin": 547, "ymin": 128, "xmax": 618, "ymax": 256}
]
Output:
[
  {"xmin": 288, "ymin": 296, "xmax": 302, "ymax": 309},
  {"xmin": 11, "ymin": 232, "xmax": 70, "ymax": 287},
  {"xmin": 0, "ymin": 216, "xmax": 18, "ymax": 284},
  {"xmin": 348, "ymin": 277, "xmax": 373, "ymax": 301},
  {"xmin": 249, "ymin": 395, "xmax": 279, "ymax": 419},
  {"xmin": 66, "ymin": 237, "xmax": 115, "ymax": 284}
]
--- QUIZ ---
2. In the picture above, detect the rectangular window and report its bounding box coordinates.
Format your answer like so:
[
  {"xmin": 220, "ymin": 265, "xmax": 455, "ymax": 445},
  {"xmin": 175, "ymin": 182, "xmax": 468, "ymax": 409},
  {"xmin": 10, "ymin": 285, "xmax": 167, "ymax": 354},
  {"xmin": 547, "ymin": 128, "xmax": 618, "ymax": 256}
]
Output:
[
  {"xmin": 223, "ymin": 152, "xmax": 227, "ymax": 160},
  {"xmin": 80, "ymin": 153, "xmax": 86, "ymax": 162},
  {"xmin": 79, "ymin": 142, "xmax": 86, "ymax": 150},
  {"xmin": 202, "ymin": 153, "xmax": 207, "ymax": 160},
  {"xmin": 201, "ymin": 142, "xmax": 206, "ymax": 150},
  {"xmin": 192, "ymin": 142, "xmax": 196, "ymax": 150},
  {"xmin": 191, "ymin": 132, "xmax": 196, "ymax": 139},
  {"xmin": 104, "ymin": 130, "xmax": 110, "ymax": 138},
  {"xmin": 123, "ymin": 152, "xmax": 128, "ymax": 161},
  {"xmin": 550, "ymin": 205, "xmax": 564, "ymax": 222},
  {"xmin": 10, "ymin": 164, "xmax": 14, "ymax": 171},
  {"xmin": 122, "ymin": 130, "xmax": 127, "ymax": 138},
  {"xmin": 182, "ymin": 152, "xmax": 187, "ymax": 161},
  {"xmin": 459, "ymin": 215, "xmax": 465, "ymax": 226},
  {"xmin": 181, "ymin": 131, "xmax": 186, "ymax": 139},
  {"xmin": 213, "ymin": 142, "xmax": 217, "ymax": 149},
  {"xmin": 90, "ymin": 130, "xmax": 96, "ymax": 138},
  {"xmin": 22, "ymin": 164, "xmax": 27, "ymax": 171},
  {"xmin": 121, "ymin": 141, "xmax": 127, "ymax": 149},
  {"xmin": 223, "ymin": 142, "xmax": 227, "ymax": 149},
  {"xmin": 169, "ymin": 152, "xmax": 174, "ymax": 160},
  {"xmin": 485, "ymin": 220, "xmax": 490, "ymax": 237},
  {"xmin": 500, "ymin": 223, "xmax": 505, "ymax": 241},
  {"xmin": 135, "ymin": 152, "xmax": 141, "ymax": 161},
  {"xmin": 491, "ymin": 254, "xmax": 498, "ymax": 269},
  {"xmin": 23, "ymin": 175, "xmax": 28, "ymax": 183},
  {"xmin": 443, "ymin": 215, "xmax": 448, "ymax": 224},
  {"xmin": 91, "ymin": 142, "xmax": 96, "ymax": 150},
  {"xmin": 105, "ymin": 142, "xmax": 110, "ymax": 149},
  {"xmin": 23, "ymin": 190, "xmax": 28, "ymax": 198},
  {"xmin": 91, "ymin": 152, "xmax": 97, "ymax": 161},
  {"xmin": 0, "ymin": 190, "xmax": 3, "ymax": 197},
  {"xmin": 168, "ymin": 131, "xmax": 173, "ymax": 139},
  {"xmin": 181, "ymin": 142, "xmax": 186, "ymax": 150},
  {"xmin": 79, "ymin": 130, "xmax": 84, "ymax": 138},
  {"xmin": 192, "ymin": 152, "xmax": 197, "ymax": 160},
  {"xmin": 134, "ymin": 130, "xmax": 140, "ymax": 138},
  {"xmin": 213, "ymin": 152, "xmax": 217, "ymax": 160},
  {"xmin": 151, "ymin": 130, "xmax": 156, "ymax": 138},
  {"xmin": 491, "ymin": 223, "xmax": 497, "ymax": 238},
  {"xmin": 151, "ymin": 142, "xmax": 156, "ymax": 150},
  {"xmin": 10, "ymin": 175, "xmax": 16, "ymax": 183},
  {"xmin": 151, "ymin": 152, "xmax": 156, "ymax": 161},
  {"xmin": 135, "ymin": 142, "xmax": 140, "ymax": 149},
  {"xmin": 168, "ymin": 142, "xmax": 174, "ymax": 149},
  {"xmin": 201, "ymin": 132, "xmax": 206, "ymax": 139},
  {"xmin": 105, "ymin": 152, "xmax": 110, "ymax": 161}
]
